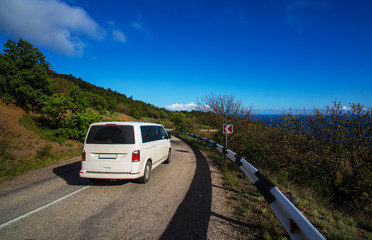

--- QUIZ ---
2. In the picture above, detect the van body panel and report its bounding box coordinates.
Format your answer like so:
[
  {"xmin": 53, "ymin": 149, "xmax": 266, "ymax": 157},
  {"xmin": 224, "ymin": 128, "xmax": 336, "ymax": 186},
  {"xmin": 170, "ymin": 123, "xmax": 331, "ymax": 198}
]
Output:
[
  {"xmin": 83, "ymin": 144, "xmax": 133, "ymax": 173},
  {"xmin": 79, "ymin": 171, "xmax": 142, "ymax": 180},
  {"xmin": 154, "ymin": 139, "xmax": 169, "ymax": 166},
  {"xmin": 80, "ymin": 122, "xmax": 171, "ymax": 181}
]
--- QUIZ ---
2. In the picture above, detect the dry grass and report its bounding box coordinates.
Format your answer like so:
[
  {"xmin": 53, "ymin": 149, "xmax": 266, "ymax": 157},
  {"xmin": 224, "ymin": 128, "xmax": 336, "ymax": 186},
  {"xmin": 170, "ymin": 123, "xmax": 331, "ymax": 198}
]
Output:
[
  {"xmin": 0, "ymin": 99, "xmax": 155, "ymax": 181},
  {"xmin": 0, "ymin": 99, "xmax": 82, "ymax": 181},
  {"xmin": 115, "ymin": 114, "xmax": 137, "ymax": 122}
]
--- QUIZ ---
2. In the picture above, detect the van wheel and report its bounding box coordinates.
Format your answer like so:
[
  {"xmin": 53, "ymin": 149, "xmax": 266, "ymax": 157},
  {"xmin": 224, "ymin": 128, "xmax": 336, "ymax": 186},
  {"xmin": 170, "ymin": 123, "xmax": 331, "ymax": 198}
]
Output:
[
  {"xmin": 139, "ymin": 161, "xmax": 152, "ymax": 183},
  {"xmin": 164, "ymin": 150, "xmax": 171, "ymax": 164}
]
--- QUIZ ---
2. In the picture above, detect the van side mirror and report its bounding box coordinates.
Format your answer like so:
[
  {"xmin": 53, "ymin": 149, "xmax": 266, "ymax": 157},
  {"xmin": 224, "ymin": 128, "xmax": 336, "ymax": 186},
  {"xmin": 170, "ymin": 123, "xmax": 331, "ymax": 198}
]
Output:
[{"xmin": 167, "ymin": 134, "xmax": 172, "ymax": 139}]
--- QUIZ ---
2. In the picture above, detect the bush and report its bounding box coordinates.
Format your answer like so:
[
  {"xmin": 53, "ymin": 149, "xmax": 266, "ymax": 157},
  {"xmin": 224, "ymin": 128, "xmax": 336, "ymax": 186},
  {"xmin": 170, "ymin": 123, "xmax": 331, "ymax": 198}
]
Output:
[
  {"xmin": 207, "ymin": 101, "xmax": 371, "ymax": 210},
  {"xmin": 279, "ymin": 103, "xmax": 372, "ymax": 209},
  {"xmin": 58, "ymin": 112, "xmax": 103, "ymax": 141},
  {"xmin": 35, "ymin": 144, "xmax": 54, "ymax": 161}
]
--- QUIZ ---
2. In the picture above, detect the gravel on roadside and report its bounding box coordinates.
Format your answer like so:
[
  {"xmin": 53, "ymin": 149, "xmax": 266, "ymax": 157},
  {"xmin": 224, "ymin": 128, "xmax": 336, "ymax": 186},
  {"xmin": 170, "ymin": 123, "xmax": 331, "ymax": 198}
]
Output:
[{"xmin": 205, "ymin": 151, "xmax": 254, "ymax": 240}]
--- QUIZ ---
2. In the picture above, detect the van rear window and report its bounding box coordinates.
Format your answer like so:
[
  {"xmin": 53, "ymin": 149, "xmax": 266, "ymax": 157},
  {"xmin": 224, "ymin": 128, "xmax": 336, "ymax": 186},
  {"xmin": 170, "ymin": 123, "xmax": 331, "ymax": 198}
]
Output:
[{"xmin": 86, "ymin": 125, "xmax": 135, "ymax": 144}]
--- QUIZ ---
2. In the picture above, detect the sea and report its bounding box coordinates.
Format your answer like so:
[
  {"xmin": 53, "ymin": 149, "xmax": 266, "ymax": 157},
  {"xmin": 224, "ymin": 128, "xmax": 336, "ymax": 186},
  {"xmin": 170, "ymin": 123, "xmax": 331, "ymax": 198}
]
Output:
[{"xmin": 251, "ymin": 114, "xmax": 284, "ymax": 128}]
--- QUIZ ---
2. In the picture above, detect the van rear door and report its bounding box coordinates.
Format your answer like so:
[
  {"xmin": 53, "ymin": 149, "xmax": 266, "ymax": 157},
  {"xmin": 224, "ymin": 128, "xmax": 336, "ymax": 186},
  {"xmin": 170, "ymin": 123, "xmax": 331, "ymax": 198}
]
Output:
[{"xmin": 84, "ymin": 125, "xmax": 135, "ymax": 173}]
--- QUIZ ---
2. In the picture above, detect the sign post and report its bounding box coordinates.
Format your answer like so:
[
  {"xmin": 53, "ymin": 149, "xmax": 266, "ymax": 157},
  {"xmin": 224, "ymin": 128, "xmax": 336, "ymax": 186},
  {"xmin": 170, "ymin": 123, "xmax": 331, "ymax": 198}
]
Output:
[{"xmin": 223, "ymin": 124, "xmax": 233, "ymax": 160}]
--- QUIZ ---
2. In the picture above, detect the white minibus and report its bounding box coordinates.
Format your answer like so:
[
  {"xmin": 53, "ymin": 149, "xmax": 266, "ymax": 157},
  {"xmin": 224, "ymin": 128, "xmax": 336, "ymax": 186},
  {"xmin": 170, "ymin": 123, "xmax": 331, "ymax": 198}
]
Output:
[{"xmin": 80, "ymin": 122, "xmax": 171, "ymax": 183}]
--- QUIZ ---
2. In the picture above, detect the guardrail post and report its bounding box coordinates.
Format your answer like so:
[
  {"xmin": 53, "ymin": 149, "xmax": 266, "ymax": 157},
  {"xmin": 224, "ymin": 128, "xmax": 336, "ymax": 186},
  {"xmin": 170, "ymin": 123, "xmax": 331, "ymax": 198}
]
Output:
[{"xmin": 284, "ymin": 192, "xmax": 296, "ymax": 205}]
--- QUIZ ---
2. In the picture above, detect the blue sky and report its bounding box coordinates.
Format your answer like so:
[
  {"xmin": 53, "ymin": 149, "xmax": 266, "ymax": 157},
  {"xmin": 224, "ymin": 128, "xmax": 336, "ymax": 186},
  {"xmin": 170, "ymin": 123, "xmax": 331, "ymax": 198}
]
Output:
[{"xmin": 0, "ymin": 0, "xmax": 371, "ymax": 113}]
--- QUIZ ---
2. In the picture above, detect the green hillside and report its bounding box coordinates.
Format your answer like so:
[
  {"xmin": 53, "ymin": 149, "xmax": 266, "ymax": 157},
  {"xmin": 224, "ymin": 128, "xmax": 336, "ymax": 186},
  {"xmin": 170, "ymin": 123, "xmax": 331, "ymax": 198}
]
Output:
[
  {"xmin": 47, "ymin": 70, "xmax": 172, "ymax": 120},
  {"xmin": 0, "ymin": 38, "xmax": 180, "ymax": 143}
]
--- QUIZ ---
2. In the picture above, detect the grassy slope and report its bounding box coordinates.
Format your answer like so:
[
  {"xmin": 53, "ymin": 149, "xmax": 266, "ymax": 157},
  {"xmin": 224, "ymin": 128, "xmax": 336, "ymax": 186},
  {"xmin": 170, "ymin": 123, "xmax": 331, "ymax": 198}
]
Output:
[
  {"xmin": 0, "ymin": 97, "xmax": 160, "ymax": 181},
  {"xmin": 0, "ymin": 99, "xmax": 82, "ymax": 182}
]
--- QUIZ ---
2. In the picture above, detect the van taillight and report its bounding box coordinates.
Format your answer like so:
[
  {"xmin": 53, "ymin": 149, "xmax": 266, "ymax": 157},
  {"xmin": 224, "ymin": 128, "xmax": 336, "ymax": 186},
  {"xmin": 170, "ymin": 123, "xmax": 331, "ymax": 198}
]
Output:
[
  {"xmin": 82, "ymin": 151, "xmax": 86, "ymax": 161},
  {"xmin": 132, "ymin": 150, "xmax": 140, "ymax": 162}
]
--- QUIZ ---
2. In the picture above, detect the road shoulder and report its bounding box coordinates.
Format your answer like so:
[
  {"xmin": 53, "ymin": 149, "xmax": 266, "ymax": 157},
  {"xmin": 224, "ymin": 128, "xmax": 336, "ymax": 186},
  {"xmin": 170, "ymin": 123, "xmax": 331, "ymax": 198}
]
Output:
[{"xmin": 204, "ymin": 150, "xmax": 251, "ymax": 239}]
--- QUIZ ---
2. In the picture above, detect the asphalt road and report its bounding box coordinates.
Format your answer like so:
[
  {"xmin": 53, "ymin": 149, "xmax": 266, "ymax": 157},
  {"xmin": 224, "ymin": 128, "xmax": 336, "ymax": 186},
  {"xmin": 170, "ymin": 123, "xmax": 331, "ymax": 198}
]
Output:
[{"xmin": 0, "ymin": 137, "xmax": 212, "ymax": 240}]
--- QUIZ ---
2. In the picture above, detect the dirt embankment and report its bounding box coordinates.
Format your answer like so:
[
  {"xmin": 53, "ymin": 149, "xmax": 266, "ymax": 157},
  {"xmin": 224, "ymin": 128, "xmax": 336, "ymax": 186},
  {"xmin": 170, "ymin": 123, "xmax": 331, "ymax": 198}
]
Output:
[
  {"xmin": 116, "ymin": 114, "xmax": 136, "ymax": 122},
  {"xmin": 0, "ymin": 100, "xmax": 81, "ymax": 181},
  {"xmin": 0, "ymin": 99, "xmax": 43, "ymax": 158}
]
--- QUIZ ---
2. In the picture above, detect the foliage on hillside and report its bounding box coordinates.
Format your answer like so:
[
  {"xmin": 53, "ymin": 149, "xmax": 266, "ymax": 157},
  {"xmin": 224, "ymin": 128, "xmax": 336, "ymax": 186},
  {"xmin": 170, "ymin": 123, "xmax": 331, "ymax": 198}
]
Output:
[
  {"xmin": 0, "ymin": 99, "xmax": 82, "ymax": 181},
  {"xmin": 0, "ymin": 39, "xmax": 56, "ymax": 112},
  {"xmin": 0, "ymin": 38, "xmax": 176, "ymax": 142},
  {"xmin": 47, "ymin": 71, "xmax": 171, "ymax": 120},
  {"xmin": 277, "ymin": 103, "xmax": 372, "ymax": 209},
  {"xmin": 0, "ymin": 39, "xmax": 99, "ymax": 141},
  {"xmin": 196, "ymin": 94, "xmax": 372, "ymax": 212}
]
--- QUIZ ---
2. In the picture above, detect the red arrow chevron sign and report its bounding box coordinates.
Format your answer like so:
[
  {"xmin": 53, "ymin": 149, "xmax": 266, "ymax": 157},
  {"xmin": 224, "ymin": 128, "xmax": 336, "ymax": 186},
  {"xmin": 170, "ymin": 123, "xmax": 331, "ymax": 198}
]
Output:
[{"xmin": 223, "ymin": 124, "xmax": 233, "ymax": 134}]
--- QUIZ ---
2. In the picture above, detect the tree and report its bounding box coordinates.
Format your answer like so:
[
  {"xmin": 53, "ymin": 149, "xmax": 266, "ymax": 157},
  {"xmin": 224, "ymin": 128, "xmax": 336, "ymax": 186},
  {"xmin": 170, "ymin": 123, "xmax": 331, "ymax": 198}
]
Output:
[
  {"xmin": 170, "ymin": 112, "xmax": 193, "ymax": 132},
  {"xmin": 196, "ymin": 93, "xmax": 252, "ymax": 151},
  {"xmin": 196, "ymin": 93, "xmax": 251, "ymax": 127},
  {"xmin": 3, "ymin": 39, "xmax": 50, "ymax": 70},
  {"xmin": 0, "ymin": 38, "xmax": 57, "ymax": 111},
  {"xmin": 41, "ymin": 93, "xmax": 72, "ymax": 127}
]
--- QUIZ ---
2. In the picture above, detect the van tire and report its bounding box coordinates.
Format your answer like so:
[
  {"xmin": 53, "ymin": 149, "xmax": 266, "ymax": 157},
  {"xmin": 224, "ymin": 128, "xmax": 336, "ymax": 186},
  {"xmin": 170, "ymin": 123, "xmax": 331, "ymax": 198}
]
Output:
[
  {"xmin": 139, "ymin": 161, "xmax": 152, "ymax": 183},
  {"xmin": 164, "ymin": 150, "xmax": 171, "ymax": 164}
]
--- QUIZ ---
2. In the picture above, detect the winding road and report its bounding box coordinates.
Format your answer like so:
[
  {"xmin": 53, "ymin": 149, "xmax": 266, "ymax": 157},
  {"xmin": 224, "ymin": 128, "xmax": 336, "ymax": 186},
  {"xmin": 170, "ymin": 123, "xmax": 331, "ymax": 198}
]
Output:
[{"xmin": 0, "ymin": 137, "xmax": 212, "ymax": 240}]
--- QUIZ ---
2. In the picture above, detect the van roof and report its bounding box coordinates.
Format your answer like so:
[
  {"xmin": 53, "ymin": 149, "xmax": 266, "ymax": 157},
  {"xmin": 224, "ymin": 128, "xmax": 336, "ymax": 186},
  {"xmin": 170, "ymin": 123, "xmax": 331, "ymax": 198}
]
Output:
[{"xmin": 90, "ymin": 122, "xmax": 163, "ymax": 127}]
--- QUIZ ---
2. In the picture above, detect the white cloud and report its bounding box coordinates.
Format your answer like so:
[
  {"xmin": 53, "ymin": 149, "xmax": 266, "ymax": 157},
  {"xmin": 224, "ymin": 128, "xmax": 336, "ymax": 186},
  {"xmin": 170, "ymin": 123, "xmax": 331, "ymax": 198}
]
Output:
[
  {"xmin": 112, "ymin": 29, "xmax": 126, "ymax": 43},
  {"xmin": 0, "ymin": 0, "xmax": 106, "ymax": 56},
  {"xmin": 107, "ymin": 21, "xmax": 126, "ymax": 43},
  {"xmin": 166, "ymin": 102, "xmax": 197, "ymax": 111},
  {"xmin": 342, "ymin": 106, "xmax": 348, "ymax": 111},
  {"xmin": 132, "ymin": 22, "xmax": 151, "ymax": 37}
]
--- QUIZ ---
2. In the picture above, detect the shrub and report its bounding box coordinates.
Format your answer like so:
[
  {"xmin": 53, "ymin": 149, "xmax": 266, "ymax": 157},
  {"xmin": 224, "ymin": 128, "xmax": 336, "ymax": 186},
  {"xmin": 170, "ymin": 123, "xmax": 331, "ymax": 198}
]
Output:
[{"xmin": 207, "ymin": 100, "xmax": 371, "ymax": 210}]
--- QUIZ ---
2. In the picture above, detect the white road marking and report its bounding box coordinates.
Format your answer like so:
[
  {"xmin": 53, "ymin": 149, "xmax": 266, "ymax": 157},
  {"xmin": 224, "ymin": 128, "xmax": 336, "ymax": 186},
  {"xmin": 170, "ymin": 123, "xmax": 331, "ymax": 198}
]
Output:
[{"xmin": 0, "ymin": 185, "xmax": 90, "ymax": 230}]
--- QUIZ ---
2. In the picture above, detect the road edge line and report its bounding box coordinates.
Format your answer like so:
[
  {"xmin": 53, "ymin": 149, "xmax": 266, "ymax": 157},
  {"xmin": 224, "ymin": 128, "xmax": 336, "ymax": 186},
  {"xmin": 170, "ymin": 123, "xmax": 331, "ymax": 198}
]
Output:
[{"xmin": 0, "ymin": 185, "xmax": 90, "ymax": 230}]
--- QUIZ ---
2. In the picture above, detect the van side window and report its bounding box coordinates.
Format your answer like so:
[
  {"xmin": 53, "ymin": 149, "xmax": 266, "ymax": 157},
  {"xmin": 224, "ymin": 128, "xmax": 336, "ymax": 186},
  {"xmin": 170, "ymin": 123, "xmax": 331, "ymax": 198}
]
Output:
[
  {"xmin": 141, "ymin": 126, "xmax": 168, "ymax": 143},
  {"xmin": 158, "ymin": 127, "xmax": 167, "ymax": 139},
  {"xmin": 86, "ymin": 125, "xmax": 135, "ymax": 144},
  {"xmin": 141, "ymin": 126, "xmax": 156, "ymax": 143}
]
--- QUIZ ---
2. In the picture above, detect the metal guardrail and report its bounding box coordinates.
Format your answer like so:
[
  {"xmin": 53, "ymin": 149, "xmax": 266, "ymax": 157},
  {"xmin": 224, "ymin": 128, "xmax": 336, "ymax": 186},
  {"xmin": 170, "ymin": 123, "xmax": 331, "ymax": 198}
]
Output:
[{"xmin": 176, "ymin": 131, "xmax": 325, "ymax": 240}]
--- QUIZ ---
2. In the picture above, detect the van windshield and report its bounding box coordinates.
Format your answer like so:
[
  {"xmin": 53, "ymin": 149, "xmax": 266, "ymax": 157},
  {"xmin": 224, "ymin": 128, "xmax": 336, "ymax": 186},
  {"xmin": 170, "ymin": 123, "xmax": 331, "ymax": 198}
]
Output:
[{"xmin": 86, "ymin": 125, "xmax": 135, "ymax": 144}]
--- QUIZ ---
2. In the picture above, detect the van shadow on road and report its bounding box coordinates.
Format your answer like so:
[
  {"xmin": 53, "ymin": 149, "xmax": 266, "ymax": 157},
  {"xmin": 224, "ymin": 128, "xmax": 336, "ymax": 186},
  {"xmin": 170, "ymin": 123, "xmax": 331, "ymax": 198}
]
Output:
[
  {"xmin": 53, "ymin": 162, "xmax": 91, "ymax": 186},
  {"xmin": 160, "ymin": 140, "xmax": 212, "ymax": 240},
  {"xmin": 53, "ymin": 161, "xmax": 137, "ymax": 186}
]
